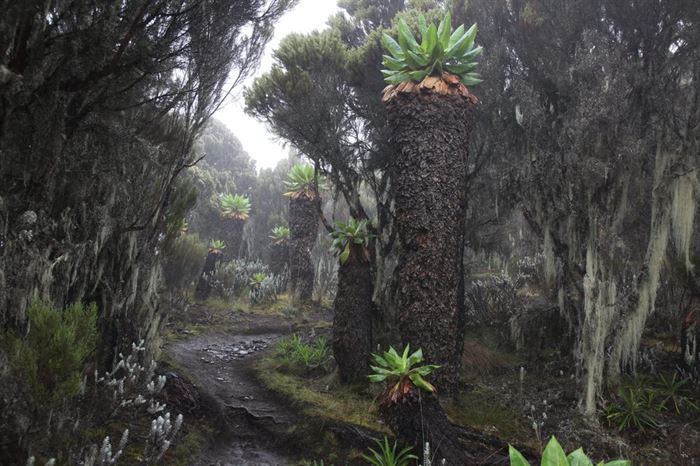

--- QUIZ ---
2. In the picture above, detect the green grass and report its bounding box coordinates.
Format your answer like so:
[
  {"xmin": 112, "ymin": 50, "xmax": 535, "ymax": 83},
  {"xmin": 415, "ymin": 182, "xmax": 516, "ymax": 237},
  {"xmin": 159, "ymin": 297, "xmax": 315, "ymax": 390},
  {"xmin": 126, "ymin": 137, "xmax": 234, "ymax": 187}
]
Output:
[
  {"xmin": 166, "ymin": 423, "xmax": 214, "ymax": 466},
  {"xmin": 256, "ymin": 355, "xmax": 388, "ymax": 434},
  {"xmin": 445, "ymin": 388, "xmax": 533, "ymax": 445}
]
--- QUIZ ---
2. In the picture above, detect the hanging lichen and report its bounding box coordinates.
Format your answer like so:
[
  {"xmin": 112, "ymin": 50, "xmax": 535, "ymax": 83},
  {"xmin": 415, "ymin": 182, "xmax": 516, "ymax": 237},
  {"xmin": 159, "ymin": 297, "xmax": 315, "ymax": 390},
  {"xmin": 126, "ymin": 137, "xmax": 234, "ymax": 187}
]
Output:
[
  {"xmin": 671, "ymin": 171, "xmax": 697, "ymax": 272},
  {"xmin": 543, "ymin": 227, "xmax": 557, "ymax": 287}
]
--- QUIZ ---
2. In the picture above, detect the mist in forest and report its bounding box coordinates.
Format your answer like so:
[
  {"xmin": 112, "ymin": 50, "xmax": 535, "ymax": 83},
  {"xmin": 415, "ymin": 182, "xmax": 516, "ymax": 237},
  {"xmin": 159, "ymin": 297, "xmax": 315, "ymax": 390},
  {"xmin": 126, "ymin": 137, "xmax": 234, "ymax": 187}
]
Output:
[{"xmin": 1, "ymin": 1, "xmax": 699, "ymax": 465}]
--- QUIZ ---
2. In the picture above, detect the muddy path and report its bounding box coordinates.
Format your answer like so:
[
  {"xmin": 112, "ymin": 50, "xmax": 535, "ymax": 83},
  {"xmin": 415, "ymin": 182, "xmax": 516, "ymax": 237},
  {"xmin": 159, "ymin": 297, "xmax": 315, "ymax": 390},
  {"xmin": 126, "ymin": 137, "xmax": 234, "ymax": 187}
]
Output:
[{"xmin": 168, "ymin": 331, "xmax": 295, "ymax": 465}]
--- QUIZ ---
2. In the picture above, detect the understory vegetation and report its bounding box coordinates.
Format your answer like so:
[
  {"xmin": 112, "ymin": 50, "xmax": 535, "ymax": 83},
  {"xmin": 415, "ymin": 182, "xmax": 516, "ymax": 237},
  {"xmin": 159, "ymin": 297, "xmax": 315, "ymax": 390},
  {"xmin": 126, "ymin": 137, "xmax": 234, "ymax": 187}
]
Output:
[{"xmin": 2, "ymin": 0, "xmax": 700, "ymax": 465}]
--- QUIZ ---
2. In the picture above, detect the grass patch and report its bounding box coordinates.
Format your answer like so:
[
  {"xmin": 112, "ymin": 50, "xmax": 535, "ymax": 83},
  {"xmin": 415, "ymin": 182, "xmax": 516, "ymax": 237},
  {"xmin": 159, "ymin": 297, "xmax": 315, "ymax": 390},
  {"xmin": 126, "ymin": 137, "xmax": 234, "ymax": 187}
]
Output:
[
  {"xmin": 256, "ymin": 355, "xmax": 388, "ymax": 434},
  {"xmin": 165, "ymin": 422, "xmax": 214, "ymax": 466},
  {"xmin": 445, "ymin": 388, "xmax": 533, "ymax": 444}
]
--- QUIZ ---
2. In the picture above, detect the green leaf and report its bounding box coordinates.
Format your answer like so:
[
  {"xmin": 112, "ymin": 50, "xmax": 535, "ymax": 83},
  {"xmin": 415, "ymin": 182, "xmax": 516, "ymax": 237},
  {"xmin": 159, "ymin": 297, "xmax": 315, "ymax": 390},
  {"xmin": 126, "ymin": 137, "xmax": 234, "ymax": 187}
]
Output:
[
  {"xmin": 405, "ymin": 49, "xmax": 428, "ymax": 68},
  {"xmin": 407, "ymin": 348, "xmax": 423, "ymax": 366},
  {"xmin": 508, "ymin": 445, "xmax": 531, "ymax": 466},
  {"xmin": 369, "ymin": 365, "xmax": 394, "ymax": 375},
  {"xmin": 407, "ymin": 69, "xmax": 429, "ymax": 82},
  {"xmin": 398, "ymin": 18, "xmax": 420, "ymax": 52},
  {"xmin": 567, "ymin": 448, "xmax": 594, "ymax": 466},
  {"xmin": 382, "ymin": 55, "xmax": 405, "ymax": 71},
  {"xmin": 418, "ymin": 15, "xmax": 428, "ymax": 39},
  {"xmin": 412, "ymin": 364, "xmax": 440, "ymax": 376},
  {"xmin": 460, "ymin": 72, "xmax": 483, "ymax": 86},
  {"xmin": 447, "ymin": 24, "xmax": 465, "ymax": 49},
  {"xmin": 381, "ymin": 33, "xmax": 404, "ymax": 59},
  {"xmin": 385, "ymin": 71, "xmax": 409, "ymax": 84},
  {"xmin": 461, "ymin": 45, "xmax": 484, "ymax": 60},
  {"xmin": 444, "ymin": 61, "xmax": 478, "ymax": 74},
  {"xmin": 423, "ymin": 24, "xmax": 438, "ymax": 55},
  {"xmin": 372, "ymin": 353, "xmax": 389, "ymax": 367},
  {"xmin": 339, "ymin": 244, "xmax": 350, "ymax": 264},
  {"xmin": 408, "ymin": 373, "xmax": 436, "ymax": 392},
  {"xmin": 542, "ymin": 437, "xmax": 568, "ymax": 466},
  {"xmin": 368, "ymin": 374, "xmax": 388, "ymax": 383},
  {"xmin": 601, "ymin": 462, "xmax": 631, "ymax": 466},
  {"xmin": 454, "ymin": 23, "xmax": 477, "ymax": 57},
  {"xmin": 437, "ymin": 12, "xmax": 451, "ymax": 49}
]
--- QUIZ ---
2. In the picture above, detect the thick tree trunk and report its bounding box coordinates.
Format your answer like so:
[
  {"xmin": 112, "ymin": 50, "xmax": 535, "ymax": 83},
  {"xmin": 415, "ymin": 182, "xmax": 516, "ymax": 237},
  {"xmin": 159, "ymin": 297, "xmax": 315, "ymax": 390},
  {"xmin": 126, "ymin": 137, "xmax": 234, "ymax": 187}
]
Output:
[
  {"xmin": 269, "ymin": 241, "xmax": 289, "ymax": 277},
  {"xmin": 195, "ymin": 251, "xmax": 219, "ymax": 300},
  {"xmin": 222, "ymin": 218, "xmax": 244, "ymax": 261},
  {"xmin": 288, "ymin": 195, "xmax": 317, "ymax": 303},
  {"xmin": 332, "ymin": 246, "xmax": 373, "ymax": 383},
  {"xmin": 380, "ymin": 389, "xmax": 512, "ymax": 465},
  {"xmin": 386, "ymin": 90, "xmax": 471, "ymax": 394}
]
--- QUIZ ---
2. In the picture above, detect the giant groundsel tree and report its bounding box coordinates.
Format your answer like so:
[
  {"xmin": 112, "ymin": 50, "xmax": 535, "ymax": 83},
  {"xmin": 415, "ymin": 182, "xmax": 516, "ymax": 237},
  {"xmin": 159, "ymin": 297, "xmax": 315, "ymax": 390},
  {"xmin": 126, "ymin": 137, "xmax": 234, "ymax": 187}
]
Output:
[
  {"xmin": 382, "ymin": 12, "xmax": 480, "ymax": 394},
  {"xmin": 284, "ymin": 164, "xmax": 322, "ymax": 302},
  {"xmin": 330, "ymin": 218, "xmax": 374, "ymax": 383}
]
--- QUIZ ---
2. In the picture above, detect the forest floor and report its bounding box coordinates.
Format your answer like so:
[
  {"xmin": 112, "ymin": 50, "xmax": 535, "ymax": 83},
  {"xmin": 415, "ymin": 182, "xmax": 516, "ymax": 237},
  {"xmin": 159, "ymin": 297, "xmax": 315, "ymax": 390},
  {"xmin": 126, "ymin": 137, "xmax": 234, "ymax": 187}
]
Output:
[
  {"xmin": 158, "ymin": 295, "xmax": 700, "ymax": 466},
  {"xmin": 160, "ymin": 295, "xmax": 381, "ymax": 465}
]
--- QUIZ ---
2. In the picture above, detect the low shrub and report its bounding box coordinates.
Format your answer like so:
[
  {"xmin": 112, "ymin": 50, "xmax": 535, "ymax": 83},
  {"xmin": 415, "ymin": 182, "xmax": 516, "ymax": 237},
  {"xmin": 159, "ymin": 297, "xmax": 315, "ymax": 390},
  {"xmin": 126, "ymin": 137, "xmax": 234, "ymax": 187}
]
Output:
[
  {"xmin": 0, "ymin": 301, "xmax": 184, "ymax": 464},
  {"xmin": 361, "ymin": 437, "xmax": 417, "ymax": 466},
  {"xmin": 276, "ymin": 334, "xmax": 331, "ymax": 371},
  {"xmin": 2, "ymin": 301, "xmax": 97, "ymax": 413},
  {"xmin": 161, "ymin": 233, "xmax": 208, "ymax": 290},
  {"xmin": 212, "ymin": 259, "xmax": 270, "ymax": 297},
  {"xmin": 654, "ymin": 372, "xmax": 698, "ymax": 415},
  {"xmin": 603, "ymin": 387, "xmax": 660, "ymax": 432}
]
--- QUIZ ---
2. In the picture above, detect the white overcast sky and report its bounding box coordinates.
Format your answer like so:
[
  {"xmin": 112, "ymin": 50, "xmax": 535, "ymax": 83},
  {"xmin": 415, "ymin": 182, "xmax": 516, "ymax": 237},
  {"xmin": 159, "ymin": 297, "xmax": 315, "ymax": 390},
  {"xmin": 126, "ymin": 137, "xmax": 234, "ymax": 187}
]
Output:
[{"xmin": 214, "ymin": 0, "xmax": 341, "ymax": 170}]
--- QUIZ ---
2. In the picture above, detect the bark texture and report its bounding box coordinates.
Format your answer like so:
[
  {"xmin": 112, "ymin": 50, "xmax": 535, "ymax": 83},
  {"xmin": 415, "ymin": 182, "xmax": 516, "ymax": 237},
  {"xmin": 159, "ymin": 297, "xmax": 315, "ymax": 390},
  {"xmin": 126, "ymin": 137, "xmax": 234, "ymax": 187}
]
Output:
[
  {"xmin": 195, "ymin": 251, "xmax": 219, "ymax": 300},
  {"xmin": 269, "ymin": 241, "xmax": 289, "ymax": 277},
  {"xmin": 332, "ymin": 246, "xmax": 373, "ymax": 383},
  {"xmin": 222, "ymin": 218, "xmax": 245, "ymax": 261},
  {"xmin": 386, "ymin": 90, "xmax": 472, "ymax": 393},
  {"xmin": 380, "ymin": 389, "xmax": 513, "ymax": 465},
  {"xmin": 288, "ymin": 195, "xmax": 317, "ymax": 302}
]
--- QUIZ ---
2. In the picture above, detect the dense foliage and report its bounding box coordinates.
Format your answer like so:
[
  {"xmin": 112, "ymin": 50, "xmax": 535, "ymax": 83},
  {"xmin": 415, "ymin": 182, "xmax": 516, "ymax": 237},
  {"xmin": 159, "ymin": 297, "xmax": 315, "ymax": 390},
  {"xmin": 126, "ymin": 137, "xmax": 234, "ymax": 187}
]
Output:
[
  {"xmin": 381, "ymin": 13, "xmax": 482, "ymax": 85},
  {"xmin": 330, "ymin": 218, "xmax": 373, "ymax": 264}
]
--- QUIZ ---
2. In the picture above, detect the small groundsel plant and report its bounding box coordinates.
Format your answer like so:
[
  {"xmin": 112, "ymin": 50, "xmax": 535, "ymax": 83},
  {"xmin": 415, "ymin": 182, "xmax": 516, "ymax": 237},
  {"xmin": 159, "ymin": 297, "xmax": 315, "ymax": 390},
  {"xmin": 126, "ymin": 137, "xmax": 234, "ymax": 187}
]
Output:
[
  {"xmin": 208, "ymin": 239, "xmax": 226, "ymax": 254},
  {"xmin": 361, "ymin": 436, "xmax": 417, "ymax": 466},
  {"xmin": 218, "ymin": 193, "xmax": 251, "ymax": 220},
  {"xmin": 249, "ymin": 272, "xmax": 278, "ymax": 304},
  {"xmin": 330, "ymin": 217, "xmax": 373, "ymax": 264},
  {"xmin": 284, "ymin": 164, "xmax": 324, "ymax": 199},
  {"xmin": 603, "ymin": 387, "xmax": 660, "ymax": 432},
  {"xmin": 381, "ymin": 12, "xmax": 482, "ymax": 86},
  {"xmin": 270, "ymin": 225, "xmax": 290, "ymax": 242},
  {"xmin": 276, "ymin": 334, "xmax": 331, "ymax": 371},
  {"xmin": 368, "ymin": 345, "xmax": 439, "ymax": 405},
  {"xmin": 509, "ymin": 437, "xmax": 630, "ymax": 466},
  {"xmin": 655, "ymin": 372, "xmax": 698, "ymax": 415},
  {"xmin": 249, "ymin": 272, "xmax": 267, "ymax": 286}
]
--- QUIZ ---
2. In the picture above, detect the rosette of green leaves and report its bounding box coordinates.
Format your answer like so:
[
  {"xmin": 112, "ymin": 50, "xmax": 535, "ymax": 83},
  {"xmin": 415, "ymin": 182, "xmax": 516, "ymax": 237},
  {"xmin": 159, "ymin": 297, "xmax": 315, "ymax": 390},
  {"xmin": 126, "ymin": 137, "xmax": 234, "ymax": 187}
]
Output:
[
  {"xmin": 249, "ymin": 272, "xmax": 267, "ymax": 286},
  {"xmin": 508, "ymin": 436, "xmax": 630, "ymax": 466},
  {"xmin": 368, "ymin": 345, "xmax": 440, "ymax": 393},
  {"xmin": 209, "ymin": 239, "xmax": 226, "ymax": 254},
  {"xmin": 284, "ymin": 164, "xmax": 325, "ymax": 198},
  {"xmin": 270, "ymin": 225, "xmax": 291, "ymax": 242},
  {"xmin": 381, "ymin": 12, "xmax": 483, "ymax": 86},
  {"xmin": 219, "ymin": 193, "xmax": 251, "ymax": 220},
  {"xmin": 330, "ymin": 218, "xmax": 373, "ymax": 264}
]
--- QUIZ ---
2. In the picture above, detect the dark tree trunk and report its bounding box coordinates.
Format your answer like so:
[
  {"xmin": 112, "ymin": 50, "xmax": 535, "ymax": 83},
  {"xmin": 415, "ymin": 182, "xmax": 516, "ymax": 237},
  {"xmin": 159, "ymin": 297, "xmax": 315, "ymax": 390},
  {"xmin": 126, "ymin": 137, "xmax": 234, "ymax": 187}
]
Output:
[
  {"xmin": 386, "ymin": 90, "xmax": 472, "ymax": 394},
  {"xmin": 195, "ymin": 251, "xmax": 219, "ymax": 300},
  {"xmin": 380, "ymin": 389, "xmax": 512, "ymax": 465},
  {"xmin": 222, "ymin": 218, "xmax": 244, "ymax": 261},
  {"xmin": 288, "ymin": 195, "xmax": 317, "ymax": 303},
  {"xmin": 269, "ymin": 240, "xmax": 289, "ymax": 277},
  {"xmin": 332, "ymin": 246, "xmax": 373, "ymax": 383}
]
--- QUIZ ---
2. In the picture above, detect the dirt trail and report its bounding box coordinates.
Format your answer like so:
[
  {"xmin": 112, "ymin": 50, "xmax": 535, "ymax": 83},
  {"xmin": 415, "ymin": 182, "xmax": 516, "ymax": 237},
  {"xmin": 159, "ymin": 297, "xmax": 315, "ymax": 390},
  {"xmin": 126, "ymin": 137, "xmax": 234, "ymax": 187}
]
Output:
[{"xmin": 168, "ymin": 324, "xmax": 300, "ymax": 465}]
